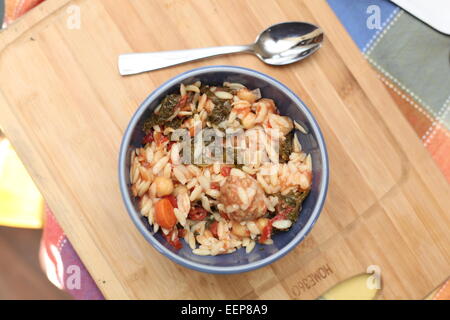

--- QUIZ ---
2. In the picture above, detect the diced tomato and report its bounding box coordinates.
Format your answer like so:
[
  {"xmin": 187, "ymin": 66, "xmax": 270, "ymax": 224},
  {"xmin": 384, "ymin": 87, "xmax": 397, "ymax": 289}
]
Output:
[
  {"xmin": 142, "ymin": 131, "xmax": 154, "ymax": 144},
  {"xmin": 154, "ymin": 198, "xmax": 177, "ymax": 229},
  {"xmin": 188, "ymin": 207, "xmax": 208, "ymax": 221},
  {"xmin": 158, "ymin": 136, "xmax": 169, "ymax": 147},
  {"xmin": 160, "ymin": 136, "xmax": 169, "ymax": 145},
  {"xmin": 153, "ymin": 131, "xmax": 161, "ymax": 144},
  {"xmin": 153, "ymin": 131, "xmax": 169, "ymax": 147},
  {"xmin": 141, "ymin": 161, "xmax": 151, "ymax": 168},
  {"xmin": 209, "ymin": 221, "xmax": 219, "ymax": 238},
  {"xmin": 167, "ymin": 141, "xmax": 176, "ymax": 151},
  {"xmin": 178, "ymin": 228, "xmax": 186, "ymax": 238},
  {"xmin": 272, "ymin": 206, "xmax": 293, "ymax": 222},
  {"xmin": 219, "ymin": 211, "xmax": 229, "ymax": 221},
  {"xmin": 163, "ymin": 230, "xmax": 183, "ymax": 250},
  {"xmin": 177, "ymin": 94, "xmax": 189, "ymax": 110},
  {"xmin": 164, "ymin": 194, "xmax": 178, "ymax": 208},
  {"xmin": 210, "ymin": 182, "xmax": 220, "ymax": 190},
  {"xmin": 189, "ymin": 126, "xmax": 195, "ymax": 137},
  {"xmin": 259, "ymin": 221, "xmax": 273, "ymax": 244},
  {"xmin": 221, "ymin": 166, "xmax": 231, "ymax": 177}
]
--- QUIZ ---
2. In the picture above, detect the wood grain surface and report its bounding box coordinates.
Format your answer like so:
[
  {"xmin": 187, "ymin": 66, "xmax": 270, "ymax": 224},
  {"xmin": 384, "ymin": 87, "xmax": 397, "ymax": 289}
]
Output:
[{"xmin": 0, "ymin": 0, "xmax": 448, "ymax": 299}]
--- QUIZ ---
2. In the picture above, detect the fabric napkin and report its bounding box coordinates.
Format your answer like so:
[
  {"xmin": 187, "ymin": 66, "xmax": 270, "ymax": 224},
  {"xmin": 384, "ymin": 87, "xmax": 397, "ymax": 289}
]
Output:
[{"xmin": 328, "ymin": 0, "xmax": 450, "ymax": 180}]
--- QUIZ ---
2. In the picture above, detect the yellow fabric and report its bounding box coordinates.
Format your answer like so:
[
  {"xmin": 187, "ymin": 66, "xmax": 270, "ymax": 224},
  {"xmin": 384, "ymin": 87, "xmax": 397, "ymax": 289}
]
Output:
[
  {"xmin": 0, "ymin": 138, "xmax": 44, "ymax": 228},
  {"xmin": 321, "ymin": 273, "xmax": 380, "ymax": 300}
]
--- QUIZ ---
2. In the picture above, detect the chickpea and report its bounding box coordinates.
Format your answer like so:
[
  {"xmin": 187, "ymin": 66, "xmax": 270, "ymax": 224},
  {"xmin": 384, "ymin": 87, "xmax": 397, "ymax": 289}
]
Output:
[
  {"xmin": 231, "ymin": 221, "xmax": 250, "ymax": 238},
  {"xmin": 256, "ymin": 218, "xmax": 269, "ymax": 232},
  {"xmin": 154, "ymin": 176, "xmax": 174, "ymax": 197},
  {"xmin": 242, "ymin": 112, "xmax": 256, "ymax": 129},
  {"xmin": 237, "ymin": 88, "xmax": 258, "ymax": 103}
]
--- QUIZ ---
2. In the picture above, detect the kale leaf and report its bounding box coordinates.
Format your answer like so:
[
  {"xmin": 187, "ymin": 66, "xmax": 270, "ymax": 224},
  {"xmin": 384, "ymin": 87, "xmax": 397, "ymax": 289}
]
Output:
[
  {"xmin": 277, "ymin": 190, "xmax": 310, "ymax": 222},
  {"xmin": 279, "ymin": 131, "xmax": 294, "ymax": 163},
  {"xmin": 143, "ymin": 94, "xmax": 180, "ymax": 132}
]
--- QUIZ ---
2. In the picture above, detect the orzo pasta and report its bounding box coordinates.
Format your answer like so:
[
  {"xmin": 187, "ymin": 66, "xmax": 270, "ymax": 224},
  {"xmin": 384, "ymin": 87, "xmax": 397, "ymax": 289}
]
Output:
[{"xmin": 130, "ymin": 81, "xmax": 312, "ymax": 256}]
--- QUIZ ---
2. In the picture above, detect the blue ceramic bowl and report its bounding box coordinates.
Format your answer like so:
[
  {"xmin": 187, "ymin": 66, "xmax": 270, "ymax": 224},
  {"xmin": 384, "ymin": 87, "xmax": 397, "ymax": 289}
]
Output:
[{"xmin": 119, "ymin": 66, "xmax": 328, "ymax": 274}]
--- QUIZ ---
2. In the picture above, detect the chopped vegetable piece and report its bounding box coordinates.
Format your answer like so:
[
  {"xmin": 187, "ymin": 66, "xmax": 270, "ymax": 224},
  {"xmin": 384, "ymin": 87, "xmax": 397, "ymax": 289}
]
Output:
[
  {"xmin": 221, "ymin": 166, "xmax": 231, "ymax": 177},
  {"xmin": 210, "ymin": 182, "xmax": 220, "ymax": 190},
  {"xmin": 163, "ymin": 230, "xmax": 182, "ymax": 250},
  {"xmin": 188, "ymin": 206, "xmax": 208, "ymax": 221},
  {"xmin": 143, "ymin": 94, "xmax": 181, "ymax": 131},
  {"xmin": 209, "ymin": 221, "xmax": 219, "ymax": 238},
  {"xmin": 164, "ymin": 194, "xmax": 178, "ymax": 208},
  {"xmin": 259, "ymin": 221, "xmax": 273, "ymax": 243},
  {"xmin": 142, "ymin": 131, "xmax": 154, "ymax": 144},
  {"xmin": 177, "ymin": 94, "xmax": 189, "ymax": 110},
  {"xmin": 207, "ymin": 101, "xmax": 231, "ymax": 125},
  {"xmin": 178, "ymin": 228, "xmax": 186, "ymax": 238},
  {"xmin": 219, "ymin": 211, "xmax": 229, "ymax": 220},
  {"xmin": 276, "ymin": 190, "xmax": 310, "ymax": 222},
  {"xmin": 155, "ymin": 198, "xmax": 177, "ymax": 229},
  {"xmin": 165, "ymin": 116, "xmax": 184, "ymax": 129},
  {"xmin": 279, "ymin": 131, "xmax": 294, "ymax": 163}
]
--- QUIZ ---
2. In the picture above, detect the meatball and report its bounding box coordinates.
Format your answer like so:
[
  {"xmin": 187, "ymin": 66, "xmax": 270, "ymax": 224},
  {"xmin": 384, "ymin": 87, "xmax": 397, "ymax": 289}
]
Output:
[{"xmin": 219, "ymin": 174, "xmax": 267, "ymax": 221}]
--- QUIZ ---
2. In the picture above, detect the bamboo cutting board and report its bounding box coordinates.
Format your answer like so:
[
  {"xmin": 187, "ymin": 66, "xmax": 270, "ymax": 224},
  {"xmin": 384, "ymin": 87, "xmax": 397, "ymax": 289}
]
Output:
[{"xmin": 0, "ymin": 0, "xmax": 449, "ymax": 299}]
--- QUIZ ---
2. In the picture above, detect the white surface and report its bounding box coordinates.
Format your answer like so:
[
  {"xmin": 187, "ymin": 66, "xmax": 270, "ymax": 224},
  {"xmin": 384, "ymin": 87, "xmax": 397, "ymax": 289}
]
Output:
[{"xmin": 391, "ymin": 0, "xmax": 450, "ymax": 35}]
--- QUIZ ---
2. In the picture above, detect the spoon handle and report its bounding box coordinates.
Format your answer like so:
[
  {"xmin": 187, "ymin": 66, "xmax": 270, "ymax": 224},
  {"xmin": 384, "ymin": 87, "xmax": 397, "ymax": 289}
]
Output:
[{"xmin": 118, "ymin": 45, "xmax": 253, "ymax": 75}]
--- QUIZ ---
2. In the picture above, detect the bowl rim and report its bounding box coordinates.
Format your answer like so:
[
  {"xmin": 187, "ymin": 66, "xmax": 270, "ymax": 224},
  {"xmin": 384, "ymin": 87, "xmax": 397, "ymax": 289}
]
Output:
[{"xmin": 119, "ymin": 65, "xmax": 329, "ymax": 274}]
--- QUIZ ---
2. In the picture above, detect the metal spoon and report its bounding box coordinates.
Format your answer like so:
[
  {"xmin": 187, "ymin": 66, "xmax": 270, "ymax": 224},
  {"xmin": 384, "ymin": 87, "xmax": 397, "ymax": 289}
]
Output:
[{"xmin": 118, "ymin": 21, "xmax": 324, "ymax": 76}]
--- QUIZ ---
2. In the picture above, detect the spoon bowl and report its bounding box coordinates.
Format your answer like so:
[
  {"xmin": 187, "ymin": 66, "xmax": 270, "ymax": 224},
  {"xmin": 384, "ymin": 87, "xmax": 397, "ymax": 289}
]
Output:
[
  {"xmin": 118, "ymin": 22, "xmax": 324, "ymax": 75},
  {"xmin": 254, "ymin": 22, "xmax": 324, "ymax": 65}
]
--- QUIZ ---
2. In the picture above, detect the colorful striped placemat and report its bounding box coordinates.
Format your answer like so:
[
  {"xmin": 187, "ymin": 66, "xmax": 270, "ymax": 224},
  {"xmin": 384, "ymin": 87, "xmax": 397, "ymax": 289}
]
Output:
[{"xmin": 328, "ymin": 0, "xmax": 450, "ymax": 181}]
